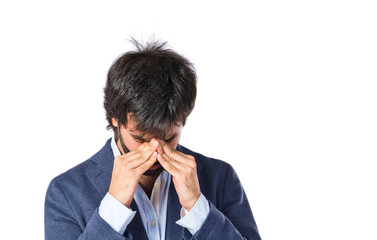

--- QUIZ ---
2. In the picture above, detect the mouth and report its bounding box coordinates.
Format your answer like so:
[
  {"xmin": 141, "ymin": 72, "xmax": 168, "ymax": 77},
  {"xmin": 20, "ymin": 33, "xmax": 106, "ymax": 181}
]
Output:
[
  {"xmin": 143, "ymin": 162, "xmax": 163, "ymax": 176},
  {"xmin": 149, "ymin": 162, "xmax": 161, "ymax": 170}
]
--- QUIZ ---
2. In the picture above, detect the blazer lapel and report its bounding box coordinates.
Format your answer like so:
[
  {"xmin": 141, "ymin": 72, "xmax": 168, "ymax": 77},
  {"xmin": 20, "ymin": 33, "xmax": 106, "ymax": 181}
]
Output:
[
  {"xmin": 87, "ymin": 139, "xmax": 115, "ymax": 199},
  {"xmin": 166, "ymin": 179, "xmax": 183, "ymax": 240}
]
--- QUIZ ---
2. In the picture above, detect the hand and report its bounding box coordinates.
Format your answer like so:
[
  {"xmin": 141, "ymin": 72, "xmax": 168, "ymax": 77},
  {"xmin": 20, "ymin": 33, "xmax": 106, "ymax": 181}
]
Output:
[
  {"xmin": 157, "ymin": 141, "xmax": 201, "ymax": 211},
  {"xmin": 108, "ymin": 139, "xmax": 159, "ymax": 207}
]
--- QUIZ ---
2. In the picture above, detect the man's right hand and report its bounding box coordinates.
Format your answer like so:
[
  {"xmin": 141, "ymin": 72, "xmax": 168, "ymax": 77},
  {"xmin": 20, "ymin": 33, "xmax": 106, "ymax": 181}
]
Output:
[{"xmin": 108, "ymin": 139, "xmax": 159, "ymax": 207}]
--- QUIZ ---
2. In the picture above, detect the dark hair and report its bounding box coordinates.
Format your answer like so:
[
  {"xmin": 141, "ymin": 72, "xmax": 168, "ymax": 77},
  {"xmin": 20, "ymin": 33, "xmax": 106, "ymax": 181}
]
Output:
[{"xmin": 104, "ymin": 39, "xmax": 197, "ymax": 140}]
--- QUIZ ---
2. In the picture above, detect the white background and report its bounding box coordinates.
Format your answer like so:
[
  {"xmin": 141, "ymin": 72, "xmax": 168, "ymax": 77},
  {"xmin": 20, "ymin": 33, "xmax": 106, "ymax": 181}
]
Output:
[{"xmin": 1, "ymin": 0, "xmax": 376, "ymax": 239}]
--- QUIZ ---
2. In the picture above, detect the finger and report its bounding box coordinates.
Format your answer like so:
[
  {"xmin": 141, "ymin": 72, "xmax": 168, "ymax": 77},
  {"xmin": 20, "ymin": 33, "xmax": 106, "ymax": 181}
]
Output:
[
  {"xmin": 137, "ymin": 151, "xmax": 158, "ymax": 174},
  {"xmin": 135, "ymin": 138, "xmax": 160, "ymax": 162},
  {"xmin": 116, "ymin": 149, "xmax": 137, "ymax": 159},
  {"xmin": 157, "ymin": 150, "xmax": 187, "ymax": 171},
  {"xmin": 159, "ymin": 141, "xmax": 189, "ymax": 160},
  {"xmin": 114, "ymin": 139, "xmax": 159, "ymax": 168},
  {"xmin": 119, "ymin": 151, "xmax": 154, "ymax": 169},
  {"xmin": 113, "ymin": 151, "xmax": 137, "ymax": 165},
  {"xmin": 159, "ymin": 141, "xmax": 194, "ymax": 167},
  {"xmin": 157, "ymin": 153, "xmax": 179, "ymax": 175}
]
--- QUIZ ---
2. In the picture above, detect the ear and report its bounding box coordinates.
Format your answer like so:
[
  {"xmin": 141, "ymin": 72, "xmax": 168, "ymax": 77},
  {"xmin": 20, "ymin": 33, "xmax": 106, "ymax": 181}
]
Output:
[{"xmin": 111, "ymin": 118, "xmax": 119, "ymax": 128}]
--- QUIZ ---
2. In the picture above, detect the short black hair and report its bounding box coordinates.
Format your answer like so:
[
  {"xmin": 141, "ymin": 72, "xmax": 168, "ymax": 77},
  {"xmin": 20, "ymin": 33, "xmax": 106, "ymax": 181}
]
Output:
[{"xmin": 104, "ymin": 39, "xmax": 197, "ymax": 140}]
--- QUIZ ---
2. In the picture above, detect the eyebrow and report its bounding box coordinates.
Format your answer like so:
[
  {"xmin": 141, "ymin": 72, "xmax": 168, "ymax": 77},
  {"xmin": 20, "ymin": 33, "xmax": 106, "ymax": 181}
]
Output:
[{"xmin": 131, "ymin": 133, "xmax": 178, "ymax": 142}]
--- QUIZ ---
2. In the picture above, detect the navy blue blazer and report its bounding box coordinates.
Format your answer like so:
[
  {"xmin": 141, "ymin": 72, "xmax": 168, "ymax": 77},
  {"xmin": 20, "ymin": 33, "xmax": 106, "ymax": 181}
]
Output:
[{"xmin": 45, "ymin": 139, "xmax": 261, "ymax": 239}]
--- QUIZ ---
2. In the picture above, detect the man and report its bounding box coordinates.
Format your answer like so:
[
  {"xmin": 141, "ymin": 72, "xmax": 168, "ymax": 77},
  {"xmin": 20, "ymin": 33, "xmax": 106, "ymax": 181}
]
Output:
[{"xmin": 45, "ymin": 40, "xmax": 261, "ymax": 240}]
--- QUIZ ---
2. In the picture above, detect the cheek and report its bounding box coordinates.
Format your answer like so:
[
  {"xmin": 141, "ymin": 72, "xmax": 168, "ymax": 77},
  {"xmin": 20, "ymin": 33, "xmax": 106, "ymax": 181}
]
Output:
[
  {"xmin": 121, "ymin": 134, "xmax": 142, "ymax": 151},
  {"xmin": 168, "ymin": 139, "xmax": 180, "ymax": 150},
  {"xmin": 128, "ymin": 142, "xmax": 143, "ymax": 151}
]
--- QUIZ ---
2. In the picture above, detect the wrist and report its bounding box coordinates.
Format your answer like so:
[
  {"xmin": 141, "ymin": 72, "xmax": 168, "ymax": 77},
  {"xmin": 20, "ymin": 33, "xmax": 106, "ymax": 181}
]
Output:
[
  {"xmin": 108, "ymin": 190, "xmax": 133, "ymax": 208},
  {"xmin": 182, "ymin": 193, "xmax": 201, "ymax": 212}
]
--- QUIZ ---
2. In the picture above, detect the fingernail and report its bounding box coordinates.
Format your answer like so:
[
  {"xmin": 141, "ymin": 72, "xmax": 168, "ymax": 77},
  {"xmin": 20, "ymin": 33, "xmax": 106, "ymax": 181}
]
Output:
[{"xmin": 152, "ymin": 139, "xmax": 158, "ymax": 147}]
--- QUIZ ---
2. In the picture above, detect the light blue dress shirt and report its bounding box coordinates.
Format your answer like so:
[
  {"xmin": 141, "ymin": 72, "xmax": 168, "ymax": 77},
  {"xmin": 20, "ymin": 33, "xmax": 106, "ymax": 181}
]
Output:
[{"xmin": 98, "ymin": 137, "xmax": 209, "ymax": 239}]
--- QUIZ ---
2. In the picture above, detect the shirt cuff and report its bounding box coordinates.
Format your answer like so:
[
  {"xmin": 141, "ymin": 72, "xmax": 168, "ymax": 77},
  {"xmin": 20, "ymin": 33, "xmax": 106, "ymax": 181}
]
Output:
[
  {"xmin": 98, "ymin": 192, "xmax": 136, "ymax": 234},
  {"xmin": 175, "ymin": 193, "xmax": 210, "ymax": 235}
]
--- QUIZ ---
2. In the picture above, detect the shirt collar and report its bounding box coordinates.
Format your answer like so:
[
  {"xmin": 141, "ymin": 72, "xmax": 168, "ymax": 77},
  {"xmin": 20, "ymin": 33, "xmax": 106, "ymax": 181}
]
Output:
[{"xmin": 111, "ymin": 137, "xmax": 121, "ymax": 158}]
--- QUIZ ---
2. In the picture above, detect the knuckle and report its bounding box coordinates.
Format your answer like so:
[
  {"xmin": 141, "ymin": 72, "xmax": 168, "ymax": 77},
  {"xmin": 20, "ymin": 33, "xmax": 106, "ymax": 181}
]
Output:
[
  {"xmin": 139, "ymin": 147, "xmax": 151, "ymax": 160},
  {"xmin": 188, "ymin": 161, "xmax": 196, "ymax": 169},
  {"xmin": 114, "ymin": 156, "xmax": 122, "ymax": 163},
  {"xmin": 121, "ymin": 162, "xmax": 131, "ymax": 171},
  {"xmin": 170, "ymin": 148, "xmax": 176, "ymax": 155},
  {"xmin": 117, "ymin": 159, "xmax": 126, "ymax": 168},
  {"xmin": 136, "ymin": 152, "xmax": 144, "ymax": 161}
]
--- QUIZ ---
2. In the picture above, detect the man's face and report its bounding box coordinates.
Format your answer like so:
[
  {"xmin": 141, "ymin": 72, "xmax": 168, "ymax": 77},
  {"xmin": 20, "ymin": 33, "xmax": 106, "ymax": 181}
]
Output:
[{"xmin": 112, "ymin": 117, "xmax": 182, "ymax": 175}]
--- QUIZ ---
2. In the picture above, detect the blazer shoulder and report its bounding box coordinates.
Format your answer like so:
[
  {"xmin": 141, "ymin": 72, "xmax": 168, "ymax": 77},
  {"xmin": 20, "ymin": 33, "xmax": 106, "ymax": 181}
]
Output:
[{"xmin": 48, "ymin": 139, "xmax": 113, "ymax": 189}]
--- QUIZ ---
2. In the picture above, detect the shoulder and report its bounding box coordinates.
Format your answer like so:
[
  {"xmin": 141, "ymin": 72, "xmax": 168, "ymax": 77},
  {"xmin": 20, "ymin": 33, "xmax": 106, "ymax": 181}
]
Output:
[
  {"xmin": 49, "ymin": 160, "xmax": 93, "ymax": 191},
  {"xmin": 48, "ymin": 139, "xmax": 113, "ymax": 192}
]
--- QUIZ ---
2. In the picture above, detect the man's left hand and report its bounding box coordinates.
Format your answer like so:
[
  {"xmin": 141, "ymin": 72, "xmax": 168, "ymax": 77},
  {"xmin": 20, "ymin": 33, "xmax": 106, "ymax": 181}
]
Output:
[{"xmin": 157, "ymin": 141, "xmax": 201, "ymax": 211}]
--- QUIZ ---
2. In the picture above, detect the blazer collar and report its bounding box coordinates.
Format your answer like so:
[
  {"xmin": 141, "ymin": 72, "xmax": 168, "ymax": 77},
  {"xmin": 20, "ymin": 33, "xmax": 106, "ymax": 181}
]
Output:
[{"xmin": 87, "ymin": 138, "xmax": 115, "ymax": 198}]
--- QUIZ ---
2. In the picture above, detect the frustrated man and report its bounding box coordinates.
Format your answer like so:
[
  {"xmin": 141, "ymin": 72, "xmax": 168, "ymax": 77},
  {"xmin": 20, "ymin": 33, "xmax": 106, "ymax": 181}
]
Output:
[{"xmin": 45, "ymin": 40, "xmax": 261, "ymax": 240}]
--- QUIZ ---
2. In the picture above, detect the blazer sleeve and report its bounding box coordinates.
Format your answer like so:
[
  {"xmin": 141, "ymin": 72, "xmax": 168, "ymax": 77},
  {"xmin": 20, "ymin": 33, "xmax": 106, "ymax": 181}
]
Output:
[
  {"xmin": 44, "ymin": 178, "xmax": 132, "ymax": 240},
  {"xmin": 183, "ymin": 165, "xmax": 261, "ymax": 240}
]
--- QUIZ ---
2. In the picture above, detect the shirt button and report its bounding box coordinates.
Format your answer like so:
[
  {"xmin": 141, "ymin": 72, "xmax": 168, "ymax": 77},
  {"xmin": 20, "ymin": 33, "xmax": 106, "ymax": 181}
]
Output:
[
  {"xmin": 151, "ymin": 220, "xmax": 156, "ymax": 226},
  {"xmin": 154, "ymin": 182, "xmax": 160, "ymax": 188}
]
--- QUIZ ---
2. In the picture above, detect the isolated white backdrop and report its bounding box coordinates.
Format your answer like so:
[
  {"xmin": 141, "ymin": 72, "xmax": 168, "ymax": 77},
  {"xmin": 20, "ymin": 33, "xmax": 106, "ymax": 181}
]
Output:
[{"xmin": 0, "ymin": 0, "xmax": 376, "ymax": 239}]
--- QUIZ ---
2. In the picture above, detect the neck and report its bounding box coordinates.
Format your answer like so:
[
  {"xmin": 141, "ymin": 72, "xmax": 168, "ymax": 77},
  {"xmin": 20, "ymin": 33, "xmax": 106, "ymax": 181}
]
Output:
[{"xmin": 139, "ymin": 174, "xmax": 159, "ymax": 198}]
